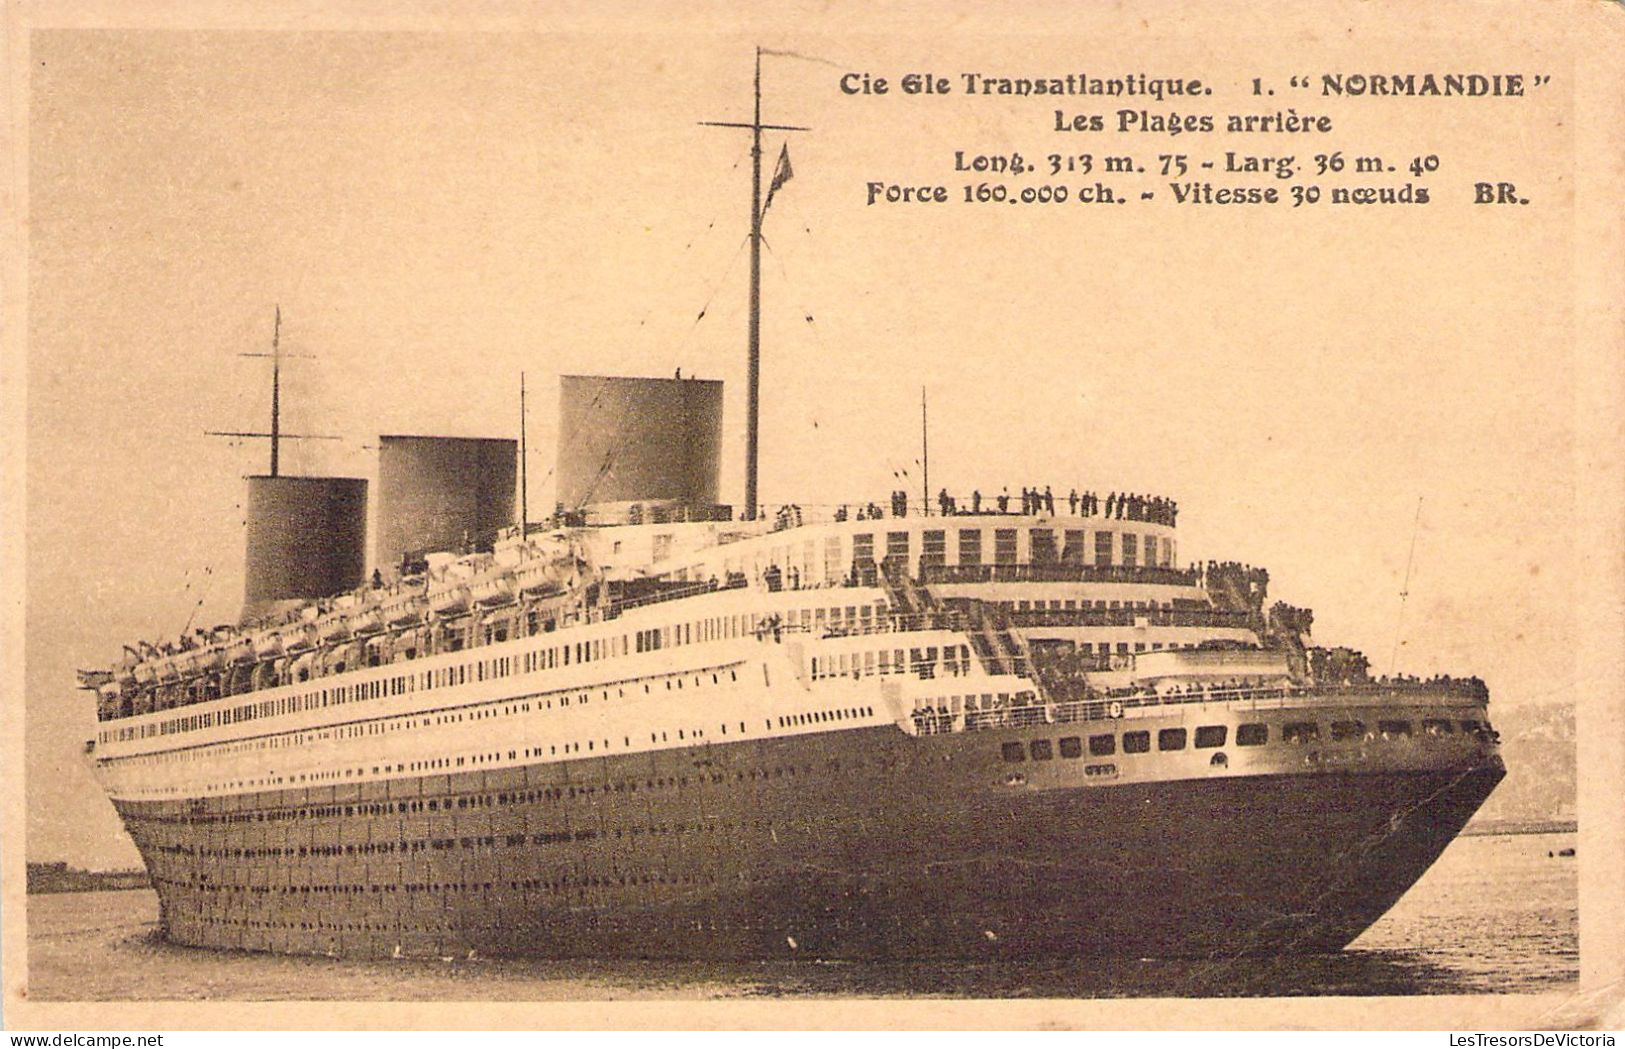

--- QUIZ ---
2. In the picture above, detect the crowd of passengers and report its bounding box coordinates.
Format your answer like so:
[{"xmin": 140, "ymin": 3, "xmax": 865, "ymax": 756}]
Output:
[
  {"xmin": 1192, "ymin": 560, "xmax": 1270, "ymax": 590},
  {"xmin": 1106, "ymin": 671, "xmax": 1487, "ymax": 700},
  {"xmin": 918, "ymin": 487, "xmax": 1179, "ymax": 523},
  {"xmin": 825, "ymin": 489, "xmax": 1179, "ymax": 524},
  {"xmin": 1141, "ymin": 678, "xmax": 1278, "ymax": 698},
  {"xmin": 1365, "ymin": 672, "xmax": 1490, "ymax": 697}
]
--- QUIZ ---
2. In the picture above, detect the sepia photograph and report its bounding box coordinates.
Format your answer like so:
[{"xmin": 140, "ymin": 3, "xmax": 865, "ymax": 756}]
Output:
[{"xmin": 5, "ymin": 0, "xmax": 1623, "ymax": 1032}]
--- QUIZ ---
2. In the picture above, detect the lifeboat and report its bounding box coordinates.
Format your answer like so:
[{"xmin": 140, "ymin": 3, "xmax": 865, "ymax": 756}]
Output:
[
  {"xmin": 515, "ymin": 557, "xmax": 566, "ymax": 598},
  {"xmin": 471, "ymin": 570, "xmax": 518, "ymax": 608},
  {"xmin": 428, "ymin": 579, "xmax": 471, "ymax": 616},
  {"xmin": 133, "ymin": 659, "xmax": 157, "ymax": 686},
  {"xmin": 176, "ymin": 649, "xmax": 206, "ymax": 679},
  {"xmin": 349, "ymin": 605, "xmax": 384, "ymax": 637},
  {"xmin": 281, "ymin": 622, "xmax": 318, "ymax": 654},
  {"xmin": 318, "ymin": 613, "xmax": 353, "ymax": 645},
  {"xmin": 254, "ymin": 631, "xmax": 283, "ymax": 659},
  {"xmin": 154, "ymin": 656, "xmax": 181, "ymax": 683},
  {"xmin": 383, "ymin": 589, "xmax": 424, "ymax": 628},
  {"xmin": 196, "ymin": 646, "xmax": 226, "ymax": 674},
  {"xmin": 386, "ymin": 604, "xmax": 423, "ymax": 629},
  {"xmin": 76, "ymin": 668, "xmax": 114, "ymax": 690},
  {"xmin": 228, "ymin": 634, "xmax": 257, "ymax": 664}
]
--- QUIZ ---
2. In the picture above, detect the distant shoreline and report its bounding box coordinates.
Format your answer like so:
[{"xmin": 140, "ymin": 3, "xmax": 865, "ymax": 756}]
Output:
[
  {"xmin": 26, "ymin": 863, "xmax": 149, "ymax": 895},
  {"xmin": 1461, "ymin": 818, "xmax": 1577, "ymax": 837}
]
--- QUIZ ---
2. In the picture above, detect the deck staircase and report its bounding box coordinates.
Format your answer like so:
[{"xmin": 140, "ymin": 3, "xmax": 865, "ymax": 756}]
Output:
[
  {"xmin": 879, "ymin": 560, "xmax": 1036, "ymax": 681},
  {"xmin": 936, "ymin": 595, "xmax": 1028, "ymax": 678},
  {"xmin": 878, "ymin": 559, "xmax": 940, "ymax": 617}
]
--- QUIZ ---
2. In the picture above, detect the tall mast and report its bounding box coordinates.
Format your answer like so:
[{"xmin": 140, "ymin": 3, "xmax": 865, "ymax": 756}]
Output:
[
  {"xmin": 699, "ymin": 51, "xmax": 807, "ymax": 522},
  {"xmin": 519, "ymin": 371, "xmax": 529, "ymax": 537},
  {"xmin": 269, "ymin": 304, "xmax": 281, "ymax": 477},
  {"xmin": 745, "ymin": 48, "xmax": 764, "ymax": 521},
  {"xmin": 205, "ymin": 306, "xmax": 340, "ymax": 468}
]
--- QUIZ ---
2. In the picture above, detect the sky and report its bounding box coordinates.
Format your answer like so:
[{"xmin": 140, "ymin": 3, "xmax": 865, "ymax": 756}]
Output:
[{"xmin": 23, "ymin": 24, "xmax": 1580, "ymax": 867}]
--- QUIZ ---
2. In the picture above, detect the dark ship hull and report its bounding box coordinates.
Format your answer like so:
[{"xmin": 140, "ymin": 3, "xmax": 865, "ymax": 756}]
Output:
[{"xmin": 114, "ymin": 711, "xmax": 1503, "ymax": 961}]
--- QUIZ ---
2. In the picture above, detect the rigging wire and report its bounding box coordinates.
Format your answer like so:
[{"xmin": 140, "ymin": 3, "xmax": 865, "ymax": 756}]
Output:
[
  {"xmin": 762, "ymin": 222, "xmax": 916, "ymax": 490},
  {"xmin": 550, "ymin": 146, "xmax": 754, "ymax": 510},
  {"xmin": 1389, "ymin": 496, "xmax": 1424, "ymax": 676},
  {"xmin": 576, "ymin": 232, "xmax": 753, "ymax": 509},
  {"xmin": 180, "ymin": 566, "xmax": 218, "ymax": 636},
  {"xmin": 626, "ymin": 146, "xmax": 749, "ymax": 337}
]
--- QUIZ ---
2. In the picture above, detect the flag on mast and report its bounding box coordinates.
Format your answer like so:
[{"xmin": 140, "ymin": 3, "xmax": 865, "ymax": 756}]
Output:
[{"xmin": 763, "ymin": 143, "xmax": 794, "ymax": 215}]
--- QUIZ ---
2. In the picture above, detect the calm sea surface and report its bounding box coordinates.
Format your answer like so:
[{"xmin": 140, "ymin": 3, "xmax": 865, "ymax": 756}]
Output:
[{"xmin": 26, "ymin": 831, "xmax": 1577, "ymax": 1001}]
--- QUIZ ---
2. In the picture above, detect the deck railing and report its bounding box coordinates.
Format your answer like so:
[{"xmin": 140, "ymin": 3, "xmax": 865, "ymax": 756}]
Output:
[
  {"xmin": 596, "ymin": 577, "xmax": 743, "ymax": 620},
  {"xmin": 922, "ymin": 563, "xmax": 1200, "ymax": 587},
  {"xmin": 908, "ymin": 680, "xmax": 1491, "ymax": 736},
  {"xmin": 1002, "ymin": 606, "xmax": 1254, "ymax": 629}
]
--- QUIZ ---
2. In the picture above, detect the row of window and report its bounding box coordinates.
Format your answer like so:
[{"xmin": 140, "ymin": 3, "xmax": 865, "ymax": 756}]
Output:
[
  {"xmin": 124, "ymin": 759, "xmax": 846, "ymax": 827},
  {"xmin": 148, "ymin": 812, "xmax": 813, "ymax": 867},
  {"xmin": 158, "ymin": 866, "xmax": 723, "ymax": 917},
  {"xmin": 107, "ymin": 598, "xmax": 898, "ymax": 746},
  {"xmin": 776, "ymin": 706, "xmax": 875, "ymax": 729},
  {"xmin": 901, "ymin": 528, "xmax": 1176, "ymax": 568},
  {"xmin": 999, "ymin": 717, "xmax": 1486, "ymax": 763},
  {"xmin": 106, "ymin": 605, "xmax": 790, "ymax": 739},
  {"xmin": 809, "ymin": 647, "xmax": 972, "ymax": 681},
  {"xmin": 720, "ymin": 525, "xmax": 1176, "ymax": 585},
  {"xmin": 106, "ymin": 665, "xmax": 747, "ymax": 796}
]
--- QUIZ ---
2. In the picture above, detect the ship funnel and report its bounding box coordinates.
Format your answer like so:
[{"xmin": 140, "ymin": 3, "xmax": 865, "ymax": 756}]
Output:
[
  {"xmin": 376, "ymin": 435, "xmax": 517, "ymax": 569},
  {"xmin": 241, "ymin": 475, "xmax": 368, "ymax": 623},
  {"xmin": 557, "ymin": 375, "xmax": 723, "ymax": 513}
]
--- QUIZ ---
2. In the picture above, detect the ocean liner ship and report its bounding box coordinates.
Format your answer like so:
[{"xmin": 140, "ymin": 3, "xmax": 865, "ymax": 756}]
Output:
[{"xmin": 79, "ymin": 53, "xmax": 1503, "ymax": 962}]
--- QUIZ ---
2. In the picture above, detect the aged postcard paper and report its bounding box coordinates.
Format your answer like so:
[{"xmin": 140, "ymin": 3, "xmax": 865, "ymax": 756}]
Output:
[{"xmin": 3, "ymin": 0, "xmax": 1622, "ymax": 1032}]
